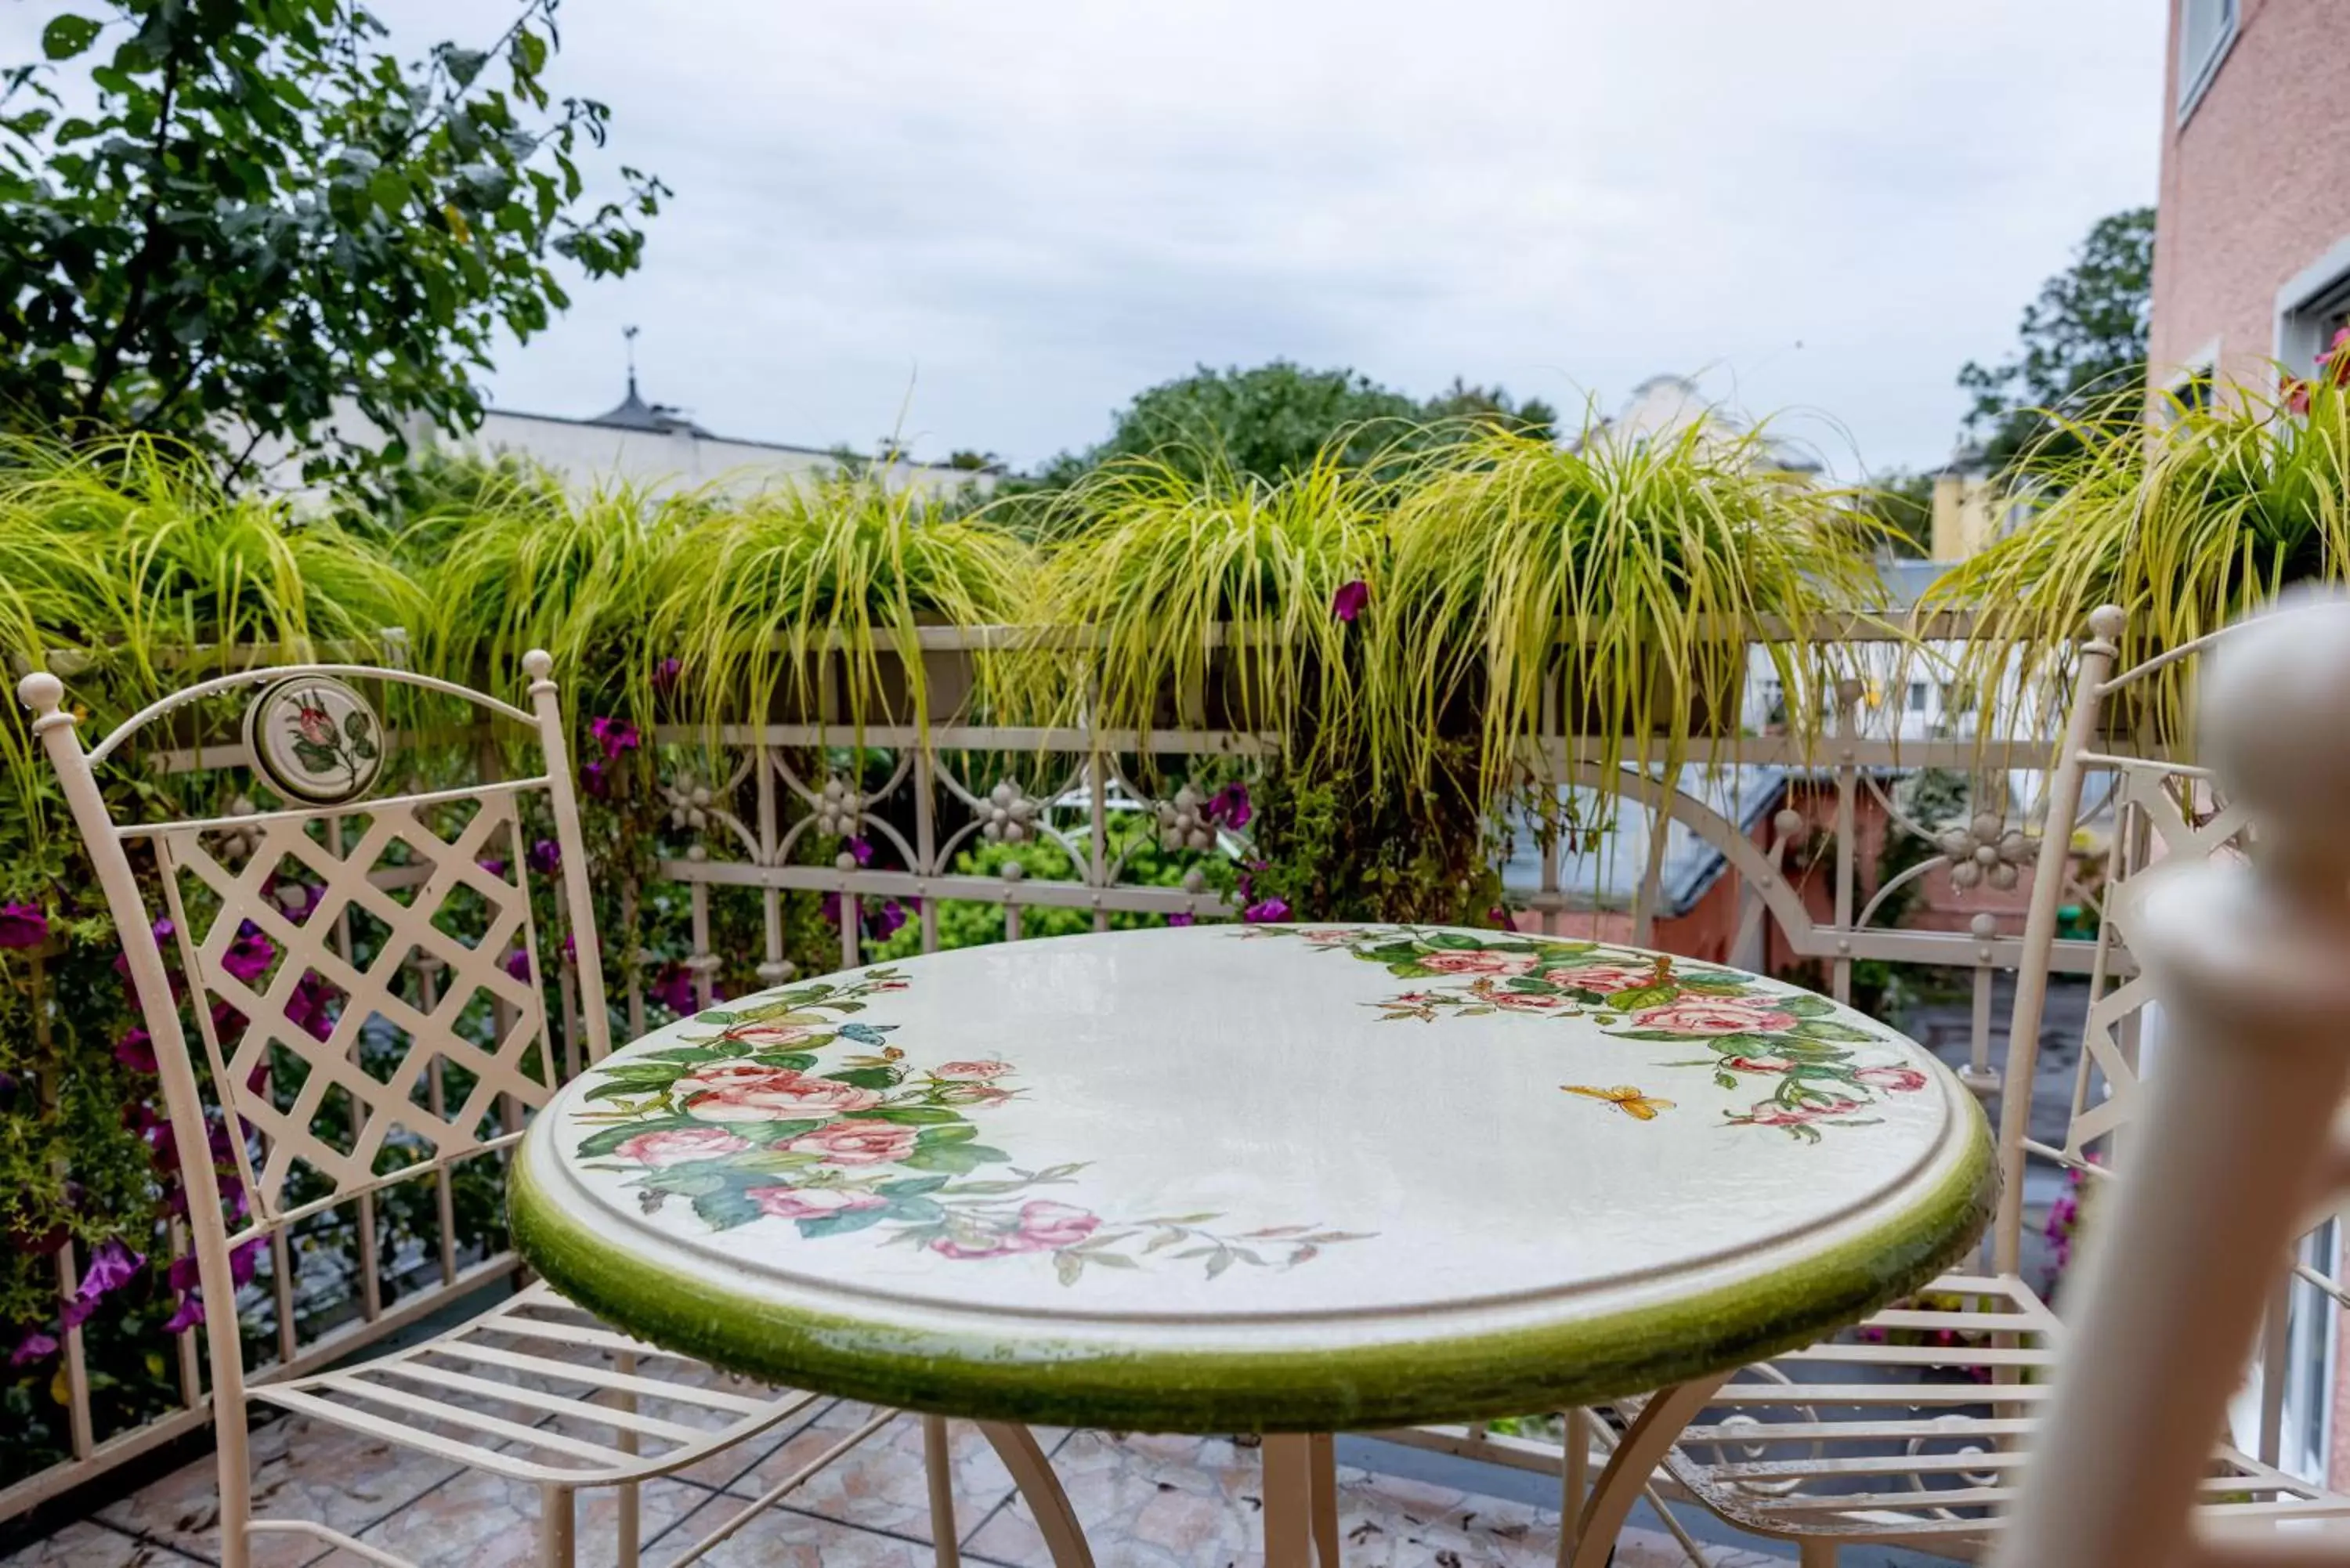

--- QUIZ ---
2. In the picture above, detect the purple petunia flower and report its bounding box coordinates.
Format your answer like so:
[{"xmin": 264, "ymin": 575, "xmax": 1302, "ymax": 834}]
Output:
[
  {"xmin": 870, "ymin": 899, "xmax": 909, "ymax": 940},
  {"xmin": 526, "ymin": 838, "xmax": 561, "ymax": 876},
  {"xmin": 9, "ymin": 1331, "xmax": 56, "ymax": 1366},
  {"xmin": 1331, "ymin": 580, "xmax": 1369, "ymax": 623},
  {"xmin": 0, "ymin": 903, "xmax": 48, "ymax": 949},
  {"xmin": 649, "ymin": 963, "xmax": 696, "ymax": 1016},
  {"xmin": 1168, "ymin": 912, "xmax": 1195, "ymax": 928},
  {"xmin": 114, "ymin": 1029, "xmax": 157, "ymax": 1074},
  {"xmin": 847, "ymin": 836, "xmax": 875, "ymax": 867},
  {"xmin": 1203, "ymin": 783, "xmax": 1252, "ymax": 831},
  {"xmin": 588, "ymin": 717, "xmax": 642, "ymax": 761},
  {"xmin": 503, "ymin": 948, "xmax": 533, "ymax": 983},
  {"xmin": 221, "ymin": 926, "xmax": 275, "ymax": 985},
  {"xmin": 652, "ymin": 657, "xmax": 682, "ymax": 694},
  {"xmin": 1242, "ymin": 897, "xmax": 1291, "ymax": 923},
  {"xmin": 475, "ymin": 857, "xmax": 508, "ymax": 879},
  {"xmin": 61, "ymin": 1238, "xmax": 145, "ymax": 1328}
]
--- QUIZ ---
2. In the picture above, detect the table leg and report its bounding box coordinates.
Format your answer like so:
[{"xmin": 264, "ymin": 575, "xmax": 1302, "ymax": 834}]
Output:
[
  {"xmin": 1307, "ymin": 1433, "xmax": 1340, "ymax": 1565},
  {"xmin": 975, "ymin": 1422, "xmax": 1094, "ymax": 1568},
  {"xmin": 1262, "ymin": 1434, "xmax": 1317, "ymax": 1566},
  {"xmin": 1567, "ymin": 1378, "xmax": 1726, "ymax": 1568}
]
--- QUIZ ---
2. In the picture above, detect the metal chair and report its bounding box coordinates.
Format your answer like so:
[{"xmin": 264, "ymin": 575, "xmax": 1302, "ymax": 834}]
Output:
[
  {"xmin": 1632, "ymin": 605, "xmax": 2350, "ymax": 1563},
  {"xmin": 1987, "ymin": 594, "xmax": 2350, "ymax": 1568},
  {"xmin": 18, "ymin": 653, "xmax": 953, "ymax": 1568}
]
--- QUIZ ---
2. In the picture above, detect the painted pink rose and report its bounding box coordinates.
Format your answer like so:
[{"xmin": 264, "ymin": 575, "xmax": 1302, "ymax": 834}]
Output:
[
  {"xmin": 293, "ymin": 703, "xmax": 336, "ymax": 746},
  {"xmin": 1741, "ymin": 1097, "xmax": 1864, "ymax": 1127},
  {"xmin": 748, "ymin": 1185, "xmax": 888, "ymax": 1220},
  {"xmin": 1632, "ymin": 996, "xmax": 1799, "ymax": 1035},
  {"xmin": 1014, "ymin": 1200, "xmax": 1100, "ymax": 1249},
  {"xmin": 722, "ymin": 1021, "xmax": 822, "ymax": 1048},
  {"xmin": 1723, "ymin": 1055, "xmax": 1796, "ymax": 1074},
  {"xmin": 1419, "ymin": 950, "xmax": 1534, "ymax": 977},
  {"xmin": 928, "ymin": 1199, "xmax": 1103, "ymax": 1259},
  {"xmin": 784, "ymin": 1118, "xmax": 919, "ymax": 1166},
  {"xmin": 682, "ymin": 1064, "xmax": 883, "ymax": 1122},
  {"xmin": 1491, "ymin": 990, "xmax": 1575, "ymax": 1013},
  {"xmin": 933, "ymin": 1082, "xmax": 1013, "ymax": 1108},
  {"xmin": 1300, "ymin": 928, "xmax": 1369, "ymax": 945},
  {"xmin": 1855, "ymin": 1065, "xmax": 1929, "ymax": 1093},
  {"xmin": 935, "ymin": 1060, "xmax": 1011, "ymax": 1080},
  {"xmin": 615, "ymin": 1126, "xmax": 753, "ymax": 1166},
  {"xmin": 1547, "ymin": 963, "xmax": 1656, "ymax": 994}
]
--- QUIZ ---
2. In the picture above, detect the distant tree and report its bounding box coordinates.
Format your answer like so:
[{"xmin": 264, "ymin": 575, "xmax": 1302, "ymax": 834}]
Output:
[
  {"xmin": 1958, "ymin": 207, "xmax": 2154, "ymax": 470},
  {"xmin": 945, "ymin": 449, "xmax": 999, "ymax": 471},
  {"xmin": 1027, "ymin": 360, "xmax": 1560, "ymax": 489},
  {"xmin": 0, "ymin": 0, "xmax": 664, "ymax": 490},
  {"xmin": 1854, "ymin": 468, "xmax": 1934, "ymax": 558}
]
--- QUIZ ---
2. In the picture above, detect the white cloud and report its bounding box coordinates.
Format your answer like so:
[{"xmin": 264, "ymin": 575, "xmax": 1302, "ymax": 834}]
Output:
[{"xmin": 9, "ymin": 0, "xmax": 2164, "ymax": 475}]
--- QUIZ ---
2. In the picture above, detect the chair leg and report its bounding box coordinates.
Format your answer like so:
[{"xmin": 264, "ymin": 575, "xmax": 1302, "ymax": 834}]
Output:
[
  {"xmin": 1557, "ymin": 1408, "xmax": 1588, "ymax": 1568},
  {"xmin": 540, "ymin": 1483, "xmax": 575, "ymax": 1568},
  {"xmin": 1263, "ymin": 1435, "xmax": 1316, "ymax": 1568},
  {"xmin": 616, "ymin": 1482, "xmax": 640, "ymax": 1568},
  {"xmin": 924, "ymin": 1414, "xmax": 963, "ymax": 1568}
]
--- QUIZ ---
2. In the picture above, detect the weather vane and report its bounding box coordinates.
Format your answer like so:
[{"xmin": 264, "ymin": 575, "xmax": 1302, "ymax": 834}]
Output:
[{"xmin": 623, "ymin": 324, "xmax": 640, "ymax": 398}]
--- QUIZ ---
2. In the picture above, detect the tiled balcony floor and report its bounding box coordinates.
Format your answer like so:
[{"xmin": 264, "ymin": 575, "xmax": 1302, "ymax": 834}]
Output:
[{"xmin": 3, "ymin": 1404, "xmax": 1790, "ymax": 1566}]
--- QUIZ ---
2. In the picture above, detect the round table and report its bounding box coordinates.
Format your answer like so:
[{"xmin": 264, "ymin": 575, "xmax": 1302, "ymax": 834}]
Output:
[{"xmin": 512, "ymin": 923, "xmax": 1993, "ymax": 1566}]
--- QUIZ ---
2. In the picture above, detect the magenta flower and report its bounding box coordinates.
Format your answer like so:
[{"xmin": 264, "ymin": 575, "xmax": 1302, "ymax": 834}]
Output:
[
  {"xmin": 61, "ymin": 1239, "xmax": 145, "ymax": 1329},
  {"xmin": 0, "ymin": 903, "xmax": 49, "ymax": 949},
  {"xmin": 475, "ymin": 857, "xmax": 508, "ymax": 879},
  {"xmin": 221, "ymin": 927, "xmax": 276, "ymax": 985},
  {"xmin": 649, "ymin": 963, "xmax": 696, "ymax": 1015},
  {"xmin": 503, "ymin": 948, "xmax": 533, "ymax": 983},
  {"xmin": 526, "ymin": 838, "xmax": 561, "ymax": 875},
  {"xmin": 1168, "ymin": 912, "xmax": 1195, "ymax": 928},
  {"xmin": 652, "ymin": 657, "xmax": 682, "ymax": 694},
  {"xmin": 1242, "ymin": 896, "xmax": 1291, "ymax": 923},
  {"xmin": 847, "ymin": 836, "xmax": 875, "ymax": 867},
  {"xmin": 114, "ymin": 1029, "xmax": 157, "ymax": 1074},
  {"xmin": 1331, "ymin": 580, "xmax": 1369, "ymax": 623},
  {"xmin": 161, "ymin": 1295, "xmax": 203, "ymax": 1334},
  {"xmin": 9, "ymin": 1331, "xmax": 56, "ymax": 1366},
  {"xmin": 588, "ymin": 717, "xmax": 642, "ymax": 761},
  {"xmin": 1203, "ymin": 783, "xmax": 1252, "ymax": 830}
]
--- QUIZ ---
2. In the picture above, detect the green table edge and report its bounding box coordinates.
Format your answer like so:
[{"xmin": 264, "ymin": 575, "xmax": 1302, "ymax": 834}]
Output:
[{"xmin": 509, "ymin": 1092, "xmax": 1995, "ymax": 1434}]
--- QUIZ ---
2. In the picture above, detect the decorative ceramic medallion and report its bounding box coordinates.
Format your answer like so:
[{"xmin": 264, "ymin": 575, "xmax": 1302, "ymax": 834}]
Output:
[
  {"xmin": 515, "ymin": 927, "xmax": 1993, "ymax": 1431},
  {"xmin": 242, "ymin": 676, "xmax": 384, "ymax": 805}
]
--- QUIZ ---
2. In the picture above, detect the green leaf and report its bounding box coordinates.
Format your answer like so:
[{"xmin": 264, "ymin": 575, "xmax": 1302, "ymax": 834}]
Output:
[
  {"xmin": 691, "ymin": 1189, "xmax": 764, "ymax": 1230},
  {"xmin": 41, "ymin": 15, "xmax": 99, "ymax": 60},
  {"xmin": 823, "ymin": 1067, "xmax": 898, "ymax": 1090},
  {"xmin": 888, "ymin": 1196, "xmax": 945, "ymax": 1223},
  {"xmin": 863, "ymin": 1106, "xmax": 964, "ymax": 1125},
  {"xmin": 874, "ymin": 1176, "xmax": 949, "ymax": 1198},
  {"xmin": 1789, "ymin": 1019, "xmax": 1877, "ymax": 1044},
  {"xmin": 749, "ymin": 1119, "xmax": 826, "ymax": 1145},
  {"xmin": 1777, "ymin": 995, "xmax": 1836, "ymax": 1017},
  {"xmin": 916, "ymin": 1123, "xmax": 978, "ymax": 1145},
  {"xmin": 697, "ymin": 1010, "xmax": 742, "ymax": 1025},
  {"xmin": 750, "ymin": 1052, "xmax": 816, "ymax": 1071},
  {"xmin": 1606, "ymin": 985, "xmax": 1679, "ymax": 1011},
  {"xmin": 1054, "ymin": 1251, "xmax": 1085, "ymax": 1286},
  {"xmin": 797, "ymin": 1205, "xmax": 888, "ymax": 1241},
  {"xmin": 899, "ymin": 1141, "xmax": 1007, "ymax": 1175}
]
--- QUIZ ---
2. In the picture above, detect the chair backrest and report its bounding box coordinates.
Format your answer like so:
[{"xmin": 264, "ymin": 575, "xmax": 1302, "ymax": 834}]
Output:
[
  {"xmin": 17, "ymin": 653, "xmax": 611, "ymax": 1255},
  {"xmin": 1991, "ymin": 606, "xmax": 2255, "ymax": 1274}
]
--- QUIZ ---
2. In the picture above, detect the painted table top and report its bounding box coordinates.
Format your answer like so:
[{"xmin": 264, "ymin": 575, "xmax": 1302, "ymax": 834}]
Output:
[{"xmin": 511, "ymin": 924, "xmax": 1994, "ymax": 1432}]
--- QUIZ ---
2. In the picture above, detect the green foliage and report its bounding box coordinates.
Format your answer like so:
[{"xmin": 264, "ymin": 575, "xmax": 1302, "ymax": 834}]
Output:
[
  {"xmin": 1855, "ymin": 468, "xmax": 1934, "ymax": 559},
  {"xmin": 1958, "ymin": 208, "xmax": 2155, "ymax": 471},
  {"xmin": 1246, "ymin": 739, "xmax": 1504, "ymax": 927},
  {"xmin": 1028, "ymin": 449, "xmax": 1385, "ymax": 746},
  {"xmin": 1380, "ymin": 414, "xmax": 1886, "ymax": 789},
  {"xmin": 1031, "ymin": 360, "xmax": 1558, "ymax": 489},
  {"xmin": 864, "ymin": 829, "xmax": 1234, "ymax": 959},
  {"xmin": 1928, "ymin": 356, "xmax": 2350, "ymax": 750},
  {"xmin": 652, "ymin": 469, "xmax": 1034, "ymax": 739},
  {"xmin": 0, "ymin": 0, "xmax": 664, "ymax": 488}
]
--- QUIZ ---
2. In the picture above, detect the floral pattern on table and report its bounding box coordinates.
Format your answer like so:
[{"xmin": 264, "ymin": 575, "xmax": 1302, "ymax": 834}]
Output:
[
  {"xmin": 1256, "ymin": 926, "xmax": 1932, "ymax": 1141},
  {"xmin": 573, "ymin": 968, "xmax": 1374, "ymax": 1283}
]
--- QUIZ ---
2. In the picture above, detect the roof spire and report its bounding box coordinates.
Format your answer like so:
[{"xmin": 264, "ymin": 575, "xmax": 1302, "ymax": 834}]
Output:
[{"xmin": 624, "ymin": 323, "xmax": 640, "ymax": 401}]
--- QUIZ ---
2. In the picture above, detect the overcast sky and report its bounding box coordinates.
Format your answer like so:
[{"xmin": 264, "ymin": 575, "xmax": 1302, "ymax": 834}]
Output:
[{"xmin": 15, "ymin": 2, "xmax": 2167, "ymax": 476}]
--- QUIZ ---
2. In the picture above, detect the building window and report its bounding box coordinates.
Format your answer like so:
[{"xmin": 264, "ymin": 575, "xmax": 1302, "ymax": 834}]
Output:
[
  {"xmin": 2177, "ymin": 0, "xmax": 2237, "ymax": 122},
  {"xmin": 2282, "ymin": 274, "xmax": 2350, "ymax": 383}
]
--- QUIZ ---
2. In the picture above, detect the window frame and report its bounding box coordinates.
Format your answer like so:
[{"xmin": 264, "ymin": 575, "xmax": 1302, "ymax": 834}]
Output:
[{"xmin": 2175, "ymin": 0, "xmax": 2239, "ymax": 125}]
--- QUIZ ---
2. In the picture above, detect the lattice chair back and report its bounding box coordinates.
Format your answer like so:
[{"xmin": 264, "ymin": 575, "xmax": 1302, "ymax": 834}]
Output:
[
  {"xmin": 1991, "ymin": 606, "xmax": 2254, "ymax": 1274},
  {"xmin": 17, "ymin": 652, "xmax": 609, "ymax": 1306}
]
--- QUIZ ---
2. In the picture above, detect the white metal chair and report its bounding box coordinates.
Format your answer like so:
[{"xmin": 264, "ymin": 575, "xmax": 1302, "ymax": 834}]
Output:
[
  {"xmin": 1987, "ymin": 593, "xmax": 2350, "ymax": 1568},
  {"xmin": 1625, "ymin": 605, "xmax": 2350, "ymax": 1563},
  {"xmin": 17, "ymin": 653, "xmax": 948, "ymax": 1568}
]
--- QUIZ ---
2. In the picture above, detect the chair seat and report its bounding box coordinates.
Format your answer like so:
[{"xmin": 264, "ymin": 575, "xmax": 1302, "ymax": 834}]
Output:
[
  {"xmin": 1657, "ymin": 1272, "xmax": 2350, "ymax": 1552},
  {"xmin": 253, "ymin": 1281, "xmax": 826, "ymax": 1487}
]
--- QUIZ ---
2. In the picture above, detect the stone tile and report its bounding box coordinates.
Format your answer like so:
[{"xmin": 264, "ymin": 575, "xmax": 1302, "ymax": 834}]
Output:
[
  {"xmin": 713, "ymin": 1401, "xmax": 1028, "ymax": 1548},
  {"xmin": 964, "ymin": 1432, "xmax": 1791, "ymax": 1566},
  {"xmin": 346, "ymin": 1464, "xmax": 719, "ymax": 1568},
  {"xmin": 96, "ymin": 1410, "xmax": 461, "ymax": 1566},
  {"xmin": 0, "ymin": 1522, "xmax": 204, "ymax": 1567},
  {"xmin": 656, "ymin": 1490, "xmax": 1018, "ymax": 1568}
]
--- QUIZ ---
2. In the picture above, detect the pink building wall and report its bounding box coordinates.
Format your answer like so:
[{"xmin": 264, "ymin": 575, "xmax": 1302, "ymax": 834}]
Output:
[{"xmin": 2148, "ymin": 0, "xmax": 2350, "ymax": 388}]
